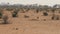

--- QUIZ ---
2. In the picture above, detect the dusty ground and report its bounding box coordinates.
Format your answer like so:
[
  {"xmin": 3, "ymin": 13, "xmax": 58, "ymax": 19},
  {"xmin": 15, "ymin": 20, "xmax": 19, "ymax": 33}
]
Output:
[{"xmin": 0, "ymin": 10, "xmax": 60, "ymax": 34}]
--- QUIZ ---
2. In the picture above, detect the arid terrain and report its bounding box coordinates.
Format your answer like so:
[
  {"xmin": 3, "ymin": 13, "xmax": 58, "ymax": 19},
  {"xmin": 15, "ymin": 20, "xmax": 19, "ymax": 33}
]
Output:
[{"xmin": 0, "ymin": 4, "xmax": 60, "ymax": 34}]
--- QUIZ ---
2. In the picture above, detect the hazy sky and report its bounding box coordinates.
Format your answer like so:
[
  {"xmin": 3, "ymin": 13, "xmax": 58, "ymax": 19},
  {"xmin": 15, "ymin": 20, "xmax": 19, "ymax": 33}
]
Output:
[{"xmin": 0, "ymin": 0, "xmax": 60, "ymax": 6}]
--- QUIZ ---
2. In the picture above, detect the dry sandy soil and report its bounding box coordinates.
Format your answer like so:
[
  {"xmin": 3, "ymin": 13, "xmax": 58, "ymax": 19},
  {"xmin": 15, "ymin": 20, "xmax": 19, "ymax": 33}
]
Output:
[{"xmin": 0, "ymin": 10, "xmax": 60, "ymax": 34}]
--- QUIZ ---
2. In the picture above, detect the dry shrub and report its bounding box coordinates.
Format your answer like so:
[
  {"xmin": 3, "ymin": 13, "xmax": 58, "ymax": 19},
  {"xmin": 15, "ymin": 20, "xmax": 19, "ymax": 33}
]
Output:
[
  {"xmin": 51, "ymin": 15, "xmax": 59, "ymax": 20},
  {"xmin": 2, "ymin": 15, "xmax": 9, "ymax": 24},
  {"xmin": 12, "ymin": 13, "xmax": 17, "ymax": 17},
  {"xmin": 12, "ymin": 9, "xmax": 19, "ymax": 17},
  {"xmin": 6, "ymin": 8, "xmax": 13, "ymax": 11}
]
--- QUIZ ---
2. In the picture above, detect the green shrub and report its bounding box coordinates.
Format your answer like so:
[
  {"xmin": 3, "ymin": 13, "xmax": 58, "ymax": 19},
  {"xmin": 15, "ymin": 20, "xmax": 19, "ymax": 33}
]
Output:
[
  {"xmin": 43, "ymin": 12, "xmax": 48, "ymax": 16},
  {"xmin": 12, "ymin": 13, "xmax": 17, "ymax": 17},
  {"xmin": 12, "ymin": 9, "xmax": 19, "ymax": 17},
  {"xmin": 0, "ymin": 13, "xmax": 2, "ymax": 18}
]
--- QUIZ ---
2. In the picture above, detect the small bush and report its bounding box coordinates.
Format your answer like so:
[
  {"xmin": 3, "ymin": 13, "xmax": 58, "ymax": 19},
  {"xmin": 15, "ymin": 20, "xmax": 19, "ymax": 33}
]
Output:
[
  {"xmin": 12, "ymin": 13, "xmax": 17, "ymax": 17},
  {"xmin": 2, "ymin": 15, "xmax": 9, "ymax": 24},
  {"xmin": 43, "ymin": 12, "xmax": 48, "ymax": 16},
  {"xmin": 12, "ymin": 9, "xmax": 19, "ymax": 17}
]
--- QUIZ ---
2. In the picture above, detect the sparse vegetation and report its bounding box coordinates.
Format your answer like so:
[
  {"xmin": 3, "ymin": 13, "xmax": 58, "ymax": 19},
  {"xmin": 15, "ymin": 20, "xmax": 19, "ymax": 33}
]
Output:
[
  {"xmin": 0, "ymin": 4, "xmax": 60, "ymax": 23},
  {"xmin": 51, "ymin": 15, "xmax": 59, "ymax": 20},
  {"xmin": 20, "ymin": 8, "xmax": 26, "ymax": 13},
  {"xmin": 6, "ymin": 8, "xmax": 13, "ymax": 11}
]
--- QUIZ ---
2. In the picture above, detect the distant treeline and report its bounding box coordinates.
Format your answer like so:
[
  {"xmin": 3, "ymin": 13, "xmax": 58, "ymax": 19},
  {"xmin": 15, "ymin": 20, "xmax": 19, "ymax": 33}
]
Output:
[{"xmin": 0, "ymin": 4, "xmax": 60, "ymax": 9}]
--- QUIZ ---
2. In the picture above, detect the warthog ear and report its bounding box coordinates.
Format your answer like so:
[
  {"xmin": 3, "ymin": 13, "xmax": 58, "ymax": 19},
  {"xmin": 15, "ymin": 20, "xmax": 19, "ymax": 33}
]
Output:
[{"xmin": 6, "ymin": 8, "xmax": 13, "ymax": 11}]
